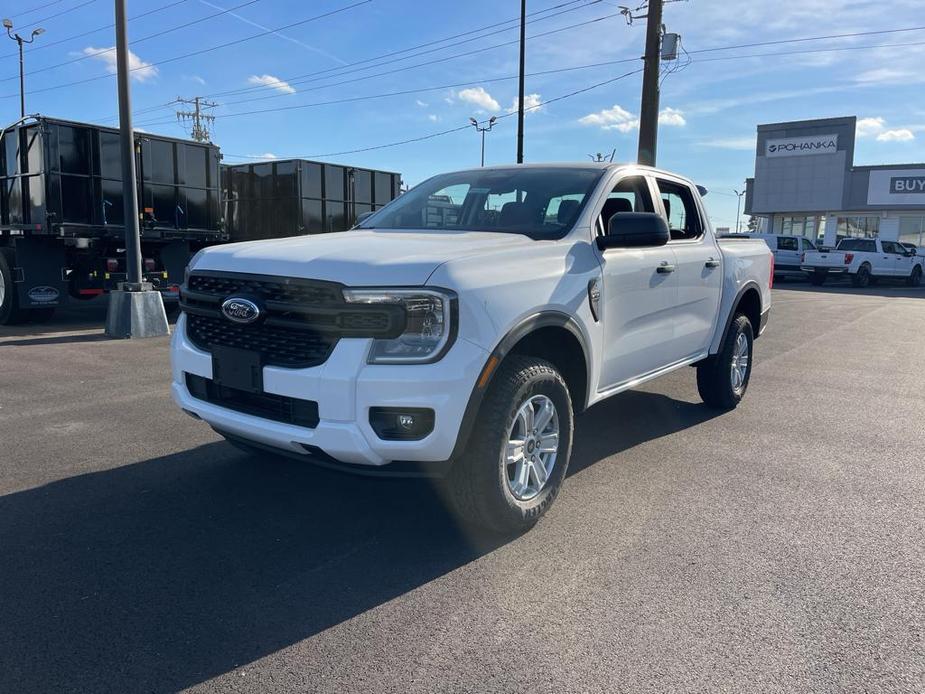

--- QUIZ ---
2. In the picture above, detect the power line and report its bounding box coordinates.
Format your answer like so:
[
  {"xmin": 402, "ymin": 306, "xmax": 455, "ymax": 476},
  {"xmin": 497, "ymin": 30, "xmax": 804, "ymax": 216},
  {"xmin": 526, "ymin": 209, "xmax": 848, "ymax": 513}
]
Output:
[
  {"xmin": 0, "ymin": 0, "xmax": 373, "ymax": 99},
  {"xmin": 2, "ymin": 0, "xmax": 263, "ymax": 83},
  {"xmin": 221, "ymin": 68, "xmax": 644, "ymax": 161},
  {"xmin": 93, "ymin": 0, "xmax": 605, "ymax": 121},
  {"xmin": 6, "ymin": 0, "xmax": 99, "ymax": 30},
  {"xmin": 8, "ymin": 0, "xmax": 67, "ymax": 21},
  {"xmin": 687, "ymin": 24, "xmax": 925, "ymax": 55},
  {"xmin": 0, "ymin": 0, "xmax": 192, "ymax": 59}
]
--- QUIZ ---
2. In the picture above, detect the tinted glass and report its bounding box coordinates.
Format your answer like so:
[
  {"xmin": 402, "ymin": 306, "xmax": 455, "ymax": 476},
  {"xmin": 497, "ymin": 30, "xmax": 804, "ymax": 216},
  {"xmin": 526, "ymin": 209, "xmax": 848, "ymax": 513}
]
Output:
[
  {"xmin": 99, "ymin": 132, "xmax": 122, "ymax": 180},
  {"xmin": 56, "ymin": 125, "xmax": 91, "ymax": 175},
  {"xmin": 353, "ymin": 170, "xmax": 372, "ymax": 204},
  {"xmin": 801, "ymin": 238, "xmax": 816, "ymax": 250},
  {"xmin": 656, "ymin": 179, "xmax": 703, "ymax": 241},
  {"xmin": 778, "ymin": 236, "xmax": 798, "ymax": 251},
  {"xmin": 324, "ymin": 165, "xmax": 345, "ymax": 201},
  {"xmin": 301, "ymin": 162, "xmax": 322, "ymax": 198},
  {"xmin": 358, "ymin": 167, "xmax": 603, "ymax": 238},
  {"xmin": 101, "ymin": 179, "xmax": 124, "ymax": 225}
]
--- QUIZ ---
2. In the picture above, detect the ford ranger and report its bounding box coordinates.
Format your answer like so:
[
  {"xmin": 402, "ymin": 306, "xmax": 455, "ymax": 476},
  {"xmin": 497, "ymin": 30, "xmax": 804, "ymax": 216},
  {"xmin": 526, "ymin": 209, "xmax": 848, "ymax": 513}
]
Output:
[{"xmin": 171, "ymin": 164, "xmax": 772, "ymax": 533}]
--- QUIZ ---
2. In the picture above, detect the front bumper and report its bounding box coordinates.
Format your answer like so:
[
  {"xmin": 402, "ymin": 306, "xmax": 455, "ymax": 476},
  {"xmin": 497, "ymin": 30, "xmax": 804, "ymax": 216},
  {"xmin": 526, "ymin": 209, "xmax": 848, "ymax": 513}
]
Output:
[{"xmin": 170, "ymin": 313, "xmax": 488, "ymax": 466}]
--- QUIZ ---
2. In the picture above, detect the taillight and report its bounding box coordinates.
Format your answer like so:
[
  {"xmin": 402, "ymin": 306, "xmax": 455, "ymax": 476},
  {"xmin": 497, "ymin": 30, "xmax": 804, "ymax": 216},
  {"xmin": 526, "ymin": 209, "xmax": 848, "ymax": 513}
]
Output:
[
  {"xmin": 144, "ymin": 257, "xmax": 156, "ymax": 272},
  {"xmin": 844, "ymin": 253, "xmax": 854, "ymax": 264},
  {"xmin": 105, "ymin": 258, "xmax": 119, "ymax": 272}
]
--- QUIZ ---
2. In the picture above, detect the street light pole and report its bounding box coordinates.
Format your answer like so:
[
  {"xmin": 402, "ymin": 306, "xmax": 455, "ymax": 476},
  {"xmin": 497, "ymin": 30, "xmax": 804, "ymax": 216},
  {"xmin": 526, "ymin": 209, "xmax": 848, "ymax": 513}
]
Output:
[
  {"xmin": 734, "ymin": 189, "xmax": 745, "ymax": 233},
  {"xmin": 3, "ymin": 20, "xmax": 45, "ymax": 119},
  {"xmin": 470, "ymin": 116, "xmax": 497, "ymax": 167}
]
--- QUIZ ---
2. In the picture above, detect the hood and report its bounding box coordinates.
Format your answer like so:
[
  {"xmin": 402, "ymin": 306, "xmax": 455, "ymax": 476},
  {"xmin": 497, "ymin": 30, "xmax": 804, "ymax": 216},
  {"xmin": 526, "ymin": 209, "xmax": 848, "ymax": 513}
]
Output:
[{"xmin": 192, "ymin": 229, "xmax": 533, "ymax": 286}]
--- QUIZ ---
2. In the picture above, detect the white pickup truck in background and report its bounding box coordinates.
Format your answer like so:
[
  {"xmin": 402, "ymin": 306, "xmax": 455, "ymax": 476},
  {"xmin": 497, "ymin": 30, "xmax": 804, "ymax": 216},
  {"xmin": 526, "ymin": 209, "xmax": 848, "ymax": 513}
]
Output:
[
  {"xmin": 172, "ymin": 163, "xmax": 772, "ymax": 533},
  {"xmin": 801, "ymin": 238, "xmax": 924, "ymax": 287}
]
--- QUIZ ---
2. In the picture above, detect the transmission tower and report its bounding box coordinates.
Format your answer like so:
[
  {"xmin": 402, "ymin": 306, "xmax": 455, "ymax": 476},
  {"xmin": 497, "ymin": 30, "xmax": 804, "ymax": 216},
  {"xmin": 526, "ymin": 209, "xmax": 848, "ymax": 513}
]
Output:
[{"xmin": 175, "ymin": 96, "xmax": 217, "ymax": 142}]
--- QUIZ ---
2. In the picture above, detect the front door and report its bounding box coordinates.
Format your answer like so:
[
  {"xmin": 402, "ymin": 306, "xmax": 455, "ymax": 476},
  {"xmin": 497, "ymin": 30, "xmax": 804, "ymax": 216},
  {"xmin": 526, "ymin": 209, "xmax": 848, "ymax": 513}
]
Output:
[
  {"xmin": 596, "ymin": 174, "xmax": 679, "ymax": 390},
  {"xmin": 882, "ymin": 240, "xmax": 912, "ymax": 276},
  {"xmin": 654, "ymin": 176, "xmax": 722, "ymax": 360},
  {"xmin": 774, "ymin": 235, "xmax": 802, "ymax": 272}
]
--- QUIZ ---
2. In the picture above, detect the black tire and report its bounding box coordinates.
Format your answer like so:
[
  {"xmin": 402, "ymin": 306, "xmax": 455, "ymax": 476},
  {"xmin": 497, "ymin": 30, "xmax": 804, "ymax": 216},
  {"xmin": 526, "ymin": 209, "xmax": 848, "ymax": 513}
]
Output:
[
  {"xmin": 809, "ymin": 271, "xmax": 826, "ymax": 286},
  {"xmin": 851, "ymin": 263, "xmax": 871, "ymax": 288},
  {"xmin": 696, "ymin": 314, "xmax": 754, "ymax": 410},
  {"xmin": 443, "ymin": 355, "xmax": 574, "ymax": 534},
  {"xmin": 0, "ymin": 248, "xmax": 29, "ymax": 326},
  {"xmin": 908, "ymin": 265, "xmax": 922, "ymax": 287}
]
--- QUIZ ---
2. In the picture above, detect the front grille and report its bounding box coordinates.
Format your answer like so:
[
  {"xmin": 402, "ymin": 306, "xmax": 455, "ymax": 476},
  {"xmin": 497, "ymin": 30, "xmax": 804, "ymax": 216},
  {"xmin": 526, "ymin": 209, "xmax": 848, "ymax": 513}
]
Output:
[
  {"xmin": 181, "ymin": 271, "xmax": 405, "ymax": 369},
  {"xmin": 186, "ymin": 373, "xmax": 319, "ymax": 428}
]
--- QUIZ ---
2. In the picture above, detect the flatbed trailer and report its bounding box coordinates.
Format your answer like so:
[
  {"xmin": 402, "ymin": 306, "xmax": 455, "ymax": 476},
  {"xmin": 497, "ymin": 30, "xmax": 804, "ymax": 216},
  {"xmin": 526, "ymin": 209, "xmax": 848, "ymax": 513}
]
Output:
[{"xmin": 0, "ymin": 115, "xmax": 225, "ymax": 324}]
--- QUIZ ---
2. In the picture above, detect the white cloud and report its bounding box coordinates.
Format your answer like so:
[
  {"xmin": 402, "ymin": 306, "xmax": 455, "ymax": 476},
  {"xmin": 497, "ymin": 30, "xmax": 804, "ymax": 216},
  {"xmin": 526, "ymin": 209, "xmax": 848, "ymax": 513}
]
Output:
[
  {"xmin": 696, "ymin": 136, "xmax": 756, "ymax": 151},
  {"xmin": 415, "ymin": 99, "xmax": 428, "ymax": 108},
  {"xmin": 854, "ymin": 68, "xmax": 915, "ymax": 85},
  {"xmin": 856, "ymin": 117, "xmax": 885, "ymax": 137},
  {"xmin": 457, "ymin": 86, "xmax": 500, "ymax": 112},
  {"xmin": 82, "ymin": 46, "xmax": 158, "ymax": 82},
  {"xmin": 658, "ymin": 107, "xmax": 686, "ymax": 127},
  {"xmin": 247, "ymin": 152, "xmax": 278, "ymax": 161},
  {"xmin": 876, "ymin": 129, "xmax": 915, "ymax": 142},
  {"xmin": 186, "ymin": 74, "xmax": 206, "ymax": 86},
  {"xmin": 579, "ymin": 104, "xmax": 638, "ymax": 132},
  {"xmin": 508, "ymin": 93, "xmax": 543, "ymax": 114},
  {"xmin": 427, "ymin": 114, "xmax": 439, "ymax": 122},
  {"xmin": 247, "ymin": 74, "xmax": 295, "ymax": 94}
]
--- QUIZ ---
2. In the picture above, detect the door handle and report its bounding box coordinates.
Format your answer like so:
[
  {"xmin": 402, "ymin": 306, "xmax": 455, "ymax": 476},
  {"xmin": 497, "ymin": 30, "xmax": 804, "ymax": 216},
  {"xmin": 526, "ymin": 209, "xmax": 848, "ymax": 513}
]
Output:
[
  {"xmin": 656, "ymin": 263, "xmax": 676, "ymax": 274},
  {"xmin": 705, "ymin": 258, "xmax": 720, "ymax": 268}
]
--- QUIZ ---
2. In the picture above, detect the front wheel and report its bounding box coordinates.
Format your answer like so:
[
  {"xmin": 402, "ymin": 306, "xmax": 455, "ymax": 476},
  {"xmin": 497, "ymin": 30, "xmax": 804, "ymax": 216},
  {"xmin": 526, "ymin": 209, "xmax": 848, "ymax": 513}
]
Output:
[
  {"xmin": 443, "ymin": 355, "xmax": 574, "ymax": 534},
  {"xmin": 696, "ymin": 314, "xmax": 754, "ymax": 410},
  {"xmin": 908, "ymin": 265, "xmax": 922, "ymax": 287}
]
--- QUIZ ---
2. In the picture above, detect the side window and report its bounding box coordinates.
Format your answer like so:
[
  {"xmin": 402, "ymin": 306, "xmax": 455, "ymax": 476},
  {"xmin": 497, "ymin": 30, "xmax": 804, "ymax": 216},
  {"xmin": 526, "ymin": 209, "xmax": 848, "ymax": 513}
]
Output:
[
  {"xmin": 597, "ymin": 175, "xmax": 653, "ymax": 235},
  {"xmin": 801, "ymin": 238, "xmax": 816, "ymax": 251},
  {"xmin": 655, "ymin": 179, "xmax": 703, "ymax": 241},
  {"xmin": 864, "ymin": 240, "xmax": 877, "ymax": 253},
  {"xmin": 778, "ymin": 236, "xmax": 798, "ymax": 251},
  {"xmin": 882, "ymin": 241, "xmax": 901, "ymax": 255}
]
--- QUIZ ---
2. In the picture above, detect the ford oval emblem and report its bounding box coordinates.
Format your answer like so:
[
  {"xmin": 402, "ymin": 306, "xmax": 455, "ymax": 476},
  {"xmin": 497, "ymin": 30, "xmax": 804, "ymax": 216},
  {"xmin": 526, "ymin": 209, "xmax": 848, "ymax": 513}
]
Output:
[{"xmin": 221, "ymin": 297, "xmax": 261, "ymax": 324}]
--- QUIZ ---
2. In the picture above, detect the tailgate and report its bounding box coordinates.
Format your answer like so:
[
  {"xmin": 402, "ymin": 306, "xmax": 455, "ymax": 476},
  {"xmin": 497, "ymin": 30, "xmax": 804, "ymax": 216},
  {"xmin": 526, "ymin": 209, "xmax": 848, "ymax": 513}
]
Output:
[{"xmin": 803, "ymin": 251, "xmax": 844, "ymax": 267}]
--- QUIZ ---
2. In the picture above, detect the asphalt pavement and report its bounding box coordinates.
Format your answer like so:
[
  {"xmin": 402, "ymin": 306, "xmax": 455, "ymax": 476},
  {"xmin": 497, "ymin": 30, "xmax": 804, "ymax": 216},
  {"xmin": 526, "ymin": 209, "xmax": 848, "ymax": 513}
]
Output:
[{"xmin": 0, "ymin": 285, "xmax": 923, "ymax": 693}]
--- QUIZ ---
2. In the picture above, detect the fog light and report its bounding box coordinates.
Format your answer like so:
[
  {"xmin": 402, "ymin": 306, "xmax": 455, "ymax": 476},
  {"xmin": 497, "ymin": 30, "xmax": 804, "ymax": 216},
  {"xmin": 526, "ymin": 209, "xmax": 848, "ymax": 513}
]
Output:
[{"xmin": 369, "ymin": 407, "xmax": 435, "ymax": 441}]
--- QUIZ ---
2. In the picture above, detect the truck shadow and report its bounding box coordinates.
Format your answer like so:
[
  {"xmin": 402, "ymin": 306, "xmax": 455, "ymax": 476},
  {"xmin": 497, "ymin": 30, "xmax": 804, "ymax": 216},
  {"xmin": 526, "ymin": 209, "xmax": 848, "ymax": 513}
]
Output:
[{"xmin": 0, "ymin": 389, "xmax": 713, "ymax": 693}]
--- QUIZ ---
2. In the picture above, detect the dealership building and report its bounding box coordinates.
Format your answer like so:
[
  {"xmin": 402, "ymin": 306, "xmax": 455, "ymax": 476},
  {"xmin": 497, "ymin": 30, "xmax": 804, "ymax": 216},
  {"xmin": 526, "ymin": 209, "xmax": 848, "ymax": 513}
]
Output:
[{"xmin": 744, "ymin": 116, "xmax": 925, "ymax": 247}]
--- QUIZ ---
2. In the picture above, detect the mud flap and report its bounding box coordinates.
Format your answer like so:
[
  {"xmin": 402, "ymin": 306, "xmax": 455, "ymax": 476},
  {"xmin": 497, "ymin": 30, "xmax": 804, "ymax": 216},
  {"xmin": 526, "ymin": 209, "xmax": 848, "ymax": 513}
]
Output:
[{"xmin": 10, "ymin": 237, "xmax": 69, "ymax": 309}]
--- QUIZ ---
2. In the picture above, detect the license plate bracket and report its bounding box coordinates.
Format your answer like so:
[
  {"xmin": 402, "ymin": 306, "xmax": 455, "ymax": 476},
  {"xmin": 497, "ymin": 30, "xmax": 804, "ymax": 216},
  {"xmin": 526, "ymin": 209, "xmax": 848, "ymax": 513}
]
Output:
[{"xmin": 211, "ymin": 345, "xmax": 264, "ymax": 393}]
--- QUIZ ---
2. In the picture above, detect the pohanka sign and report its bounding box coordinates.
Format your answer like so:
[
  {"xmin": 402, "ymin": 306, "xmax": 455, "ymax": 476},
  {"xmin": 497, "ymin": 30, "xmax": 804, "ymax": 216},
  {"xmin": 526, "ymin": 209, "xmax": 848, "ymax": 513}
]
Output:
[{"xmin": 765, "ymin": 134, "xmax": 839, "ymax": 158}]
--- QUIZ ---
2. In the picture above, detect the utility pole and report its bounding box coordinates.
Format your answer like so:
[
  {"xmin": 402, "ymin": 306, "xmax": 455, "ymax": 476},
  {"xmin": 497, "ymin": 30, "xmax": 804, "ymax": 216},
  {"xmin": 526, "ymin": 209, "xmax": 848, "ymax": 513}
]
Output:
[
  {"xmin": 636, "ymin": 0, "xmax": 663, "ymax": 166},
  {"xmin": 734, "ymin": 188, "xmax": 745, "ymax": 233},
  {"xmin": 104, "ymin": 0, "xmax": 168, "ymax": 339},
  {"xmin": 516, "ymin": 0, "xmax": 526, "ymax": 164},
  {"xmin": 470, "ymin": 116, "xmax": 497, "ymax": 167},
  {"xmin": 3, "ymin": 19, "xmax": 45, "ymax": 118},
  {"xmin": 176, "ymin": 96, "xmax": 217, "ymax": 143}
]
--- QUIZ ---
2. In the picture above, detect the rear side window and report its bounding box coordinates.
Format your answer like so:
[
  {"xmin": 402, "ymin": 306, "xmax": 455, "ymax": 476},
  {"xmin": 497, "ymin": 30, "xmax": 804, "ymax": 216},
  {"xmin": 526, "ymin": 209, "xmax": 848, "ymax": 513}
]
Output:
[
  {"xmin": 778, "ymin": 237, "xmax": 798, "ymax": 251},
  {"xmin": 655, "ymin": 179, "xmax": 703, "ymax": 241},
  {"xmin": 801, "ymin": 238, "xmax": 816, "ymax": 251},
  {"xmin": 839, "ymin": 239, "xmax": 876, "ymax": 252}
]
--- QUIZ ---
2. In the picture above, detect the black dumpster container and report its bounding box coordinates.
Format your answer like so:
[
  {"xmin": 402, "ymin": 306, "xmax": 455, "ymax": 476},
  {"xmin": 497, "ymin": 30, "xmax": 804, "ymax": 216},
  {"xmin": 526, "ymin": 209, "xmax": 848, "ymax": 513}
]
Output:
[{"xmin": 222, "ymin": 159, "xmax": 401, "ymax": 242}]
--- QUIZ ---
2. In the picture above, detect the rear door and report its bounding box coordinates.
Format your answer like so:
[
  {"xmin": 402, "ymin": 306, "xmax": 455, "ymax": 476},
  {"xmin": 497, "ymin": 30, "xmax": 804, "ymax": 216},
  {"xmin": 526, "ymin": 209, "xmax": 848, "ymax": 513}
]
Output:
[
  {"xmin": 775, "ymin": 235, "xmax": 801, "ymax": 272},
  {"xmin": 653, "ymin": 175, "xmax": 722, "ymax": 361},
  {"xmin": 595, "ymin": 173, "xmax": 679, "ymax": 390}
]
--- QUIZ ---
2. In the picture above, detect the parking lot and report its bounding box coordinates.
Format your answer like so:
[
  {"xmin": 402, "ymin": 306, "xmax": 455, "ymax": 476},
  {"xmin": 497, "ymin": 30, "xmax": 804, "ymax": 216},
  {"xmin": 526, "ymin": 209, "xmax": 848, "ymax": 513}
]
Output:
[{"xmin": 1, "ymin": 284, "xmax": 923, "ymax": 693}]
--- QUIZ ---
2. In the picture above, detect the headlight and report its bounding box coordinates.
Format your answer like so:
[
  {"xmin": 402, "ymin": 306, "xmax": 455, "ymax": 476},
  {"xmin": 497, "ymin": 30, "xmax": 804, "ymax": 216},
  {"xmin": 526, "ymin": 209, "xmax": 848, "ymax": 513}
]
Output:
[{"xmin": 342, "ymin": 288, "xmax": 456, "ymax": 364}]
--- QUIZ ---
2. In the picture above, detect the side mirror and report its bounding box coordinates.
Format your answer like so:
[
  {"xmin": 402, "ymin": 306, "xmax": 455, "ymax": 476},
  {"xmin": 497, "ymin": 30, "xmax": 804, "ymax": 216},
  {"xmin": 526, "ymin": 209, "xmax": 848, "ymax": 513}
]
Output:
[{"xmin": 597, "ymin": 212, "xmax": 670, "ymax": 250}]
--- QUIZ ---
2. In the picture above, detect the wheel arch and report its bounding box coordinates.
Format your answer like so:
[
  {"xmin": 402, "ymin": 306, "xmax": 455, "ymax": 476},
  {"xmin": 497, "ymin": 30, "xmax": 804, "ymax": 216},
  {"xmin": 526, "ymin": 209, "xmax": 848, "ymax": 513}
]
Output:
[
  {"xmin": 449, "ymin": 311, "xmax": 591, "ymax": 461},
  {"xmin": 715, "ymin": 282, "xmax": 763, "ymax": 353}
]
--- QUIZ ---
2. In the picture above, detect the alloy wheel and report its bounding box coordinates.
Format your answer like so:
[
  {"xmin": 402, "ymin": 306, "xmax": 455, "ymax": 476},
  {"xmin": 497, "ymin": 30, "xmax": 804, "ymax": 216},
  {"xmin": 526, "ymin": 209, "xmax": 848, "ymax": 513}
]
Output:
[
  {"xmin": 503, "ymin": 394, "xmax": 560, "ymax": 501},
  {"xmin": 730, "ymin": 332, "xmax": 750, "ymax": 394}
]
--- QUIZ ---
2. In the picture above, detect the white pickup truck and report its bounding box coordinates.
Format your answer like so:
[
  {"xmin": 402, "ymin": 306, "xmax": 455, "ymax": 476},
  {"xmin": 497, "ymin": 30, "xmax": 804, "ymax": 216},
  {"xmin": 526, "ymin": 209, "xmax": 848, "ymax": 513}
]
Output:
[
  {"xmin": 172, "ymin": 164, "xmax": 772, "ymax": 533},
  {"xmin": 801, "ymin": 237, "xmax": 924, "ymax": 287}
]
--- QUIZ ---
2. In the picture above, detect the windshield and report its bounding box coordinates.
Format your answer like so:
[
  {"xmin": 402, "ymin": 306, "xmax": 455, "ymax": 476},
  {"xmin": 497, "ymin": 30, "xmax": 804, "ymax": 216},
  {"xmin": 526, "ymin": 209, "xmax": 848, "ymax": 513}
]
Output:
[{"xmin": 357, "ymin": 167, "xmax": 605, "ymax": 239}]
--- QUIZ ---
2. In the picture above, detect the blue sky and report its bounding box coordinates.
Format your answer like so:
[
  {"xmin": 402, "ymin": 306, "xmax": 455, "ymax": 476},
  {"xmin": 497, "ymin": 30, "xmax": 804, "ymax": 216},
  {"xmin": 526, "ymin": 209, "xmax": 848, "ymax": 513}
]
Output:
[{"xmin": 3, "ymin": 0, "xmax": 924, "ymax": 228}]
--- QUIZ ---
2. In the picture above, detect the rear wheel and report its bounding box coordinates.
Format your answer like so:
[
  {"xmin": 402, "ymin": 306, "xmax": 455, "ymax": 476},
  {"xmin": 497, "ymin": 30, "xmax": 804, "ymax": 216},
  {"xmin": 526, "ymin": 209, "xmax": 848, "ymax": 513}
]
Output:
[
  {"xmin": 908, "ymin": 265, "xmax": 922, "ymax": 287},
  {"xmin": 697, "ymin": 314, "xmax": 754, "ymax": 410},
  {"xmin": 809, "ymin": 271, "xmax": 827, "ymax": 286},
  {"xmin": 851, "ymin": 264, "xmax": 871, "ymax": 288},
  {"xmin": 443, "ymin": 355, "xmax": 574, "ymax": 534},
  {"xmin": 0, "ymin": 248, "xmax": 29, "ymax": 326}
]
